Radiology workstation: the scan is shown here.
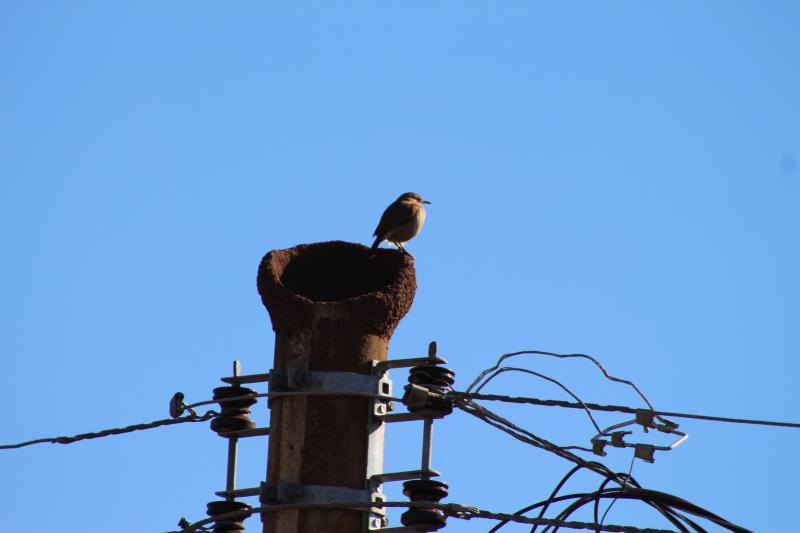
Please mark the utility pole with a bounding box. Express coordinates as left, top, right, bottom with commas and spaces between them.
257, 241, 417, 533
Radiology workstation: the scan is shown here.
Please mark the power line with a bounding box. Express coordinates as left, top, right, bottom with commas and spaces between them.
454, 398, 751, 532
473, 366, 604, 434
183, 390, 403, 412
489, 464, 585, 533
171, 499, 679, 533
467, 350, 662, 414
0, 348, 768, 533
454, 397, 622, 480
0, 389, 403, 452
452, 391, 800, 429
0, 411, 218, 450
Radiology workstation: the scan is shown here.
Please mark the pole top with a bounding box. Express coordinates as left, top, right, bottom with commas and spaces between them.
257, 240, 417, 338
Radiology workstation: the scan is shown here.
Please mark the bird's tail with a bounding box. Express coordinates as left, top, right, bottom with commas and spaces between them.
371, 235, 382, 252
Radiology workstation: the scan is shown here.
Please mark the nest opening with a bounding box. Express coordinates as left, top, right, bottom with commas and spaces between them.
279, 245, 399, 302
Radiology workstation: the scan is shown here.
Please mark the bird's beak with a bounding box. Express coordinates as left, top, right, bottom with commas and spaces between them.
422, 200, 432, 205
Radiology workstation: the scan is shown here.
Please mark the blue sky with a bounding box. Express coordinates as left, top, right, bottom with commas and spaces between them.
1, 2, 798, 532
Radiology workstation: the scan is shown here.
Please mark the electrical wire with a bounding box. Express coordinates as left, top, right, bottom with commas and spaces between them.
1, 390, 402, 451
0, 410, 218, 450
451, 391, 800, 429
467, 350, 679, 428
183, 390, 402, 411
171, 499, 679, 533
598, 456, 636, 530
454, 397, 625, 482
532, 465, 587, 533
473, 367, 603, 434
545, 489, 751, 533
455, 398, 750, 533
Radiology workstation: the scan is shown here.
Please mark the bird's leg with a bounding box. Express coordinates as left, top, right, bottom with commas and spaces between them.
397, 242, 409, 254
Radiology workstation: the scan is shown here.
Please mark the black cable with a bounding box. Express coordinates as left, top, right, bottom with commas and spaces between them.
467, 350, 673, 426
458, 399, 750, 533
474, 367, 603, 434
547, 489, 751, 533
175, 499, 679, 533
487, 489, 630, 533
595, 476, 623, 530
599, 456, 636, 528
455, 398, 623, 482
528, 465, 586, 533
0, 411, 218, 449
459, 398, 689, 530
453, 391, 800, 430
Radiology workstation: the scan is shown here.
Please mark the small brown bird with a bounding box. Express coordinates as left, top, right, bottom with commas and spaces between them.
371, 192, 431, 253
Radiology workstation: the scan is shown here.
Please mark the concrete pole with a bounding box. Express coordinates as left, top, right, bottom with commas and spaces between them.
257, 241, 417, 533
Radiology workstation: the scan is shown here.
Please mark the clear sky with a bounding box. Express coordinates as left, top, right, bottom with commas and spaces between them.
1, 2, 799, 532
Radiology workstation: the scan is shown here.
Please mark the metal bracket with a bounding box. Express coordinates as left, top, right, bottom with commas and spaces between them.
224, 427, 269, 438
219, 360, 271, 385
261, 481, 387, 527
370, 469, 441, 485
378, 410, 447, 423
274, 481, 379, 505
376, 341, 448, 371
591, 417, 688, 463
269, 368, 393, 400
215, 486, 260, 499
221, 372, 271, 385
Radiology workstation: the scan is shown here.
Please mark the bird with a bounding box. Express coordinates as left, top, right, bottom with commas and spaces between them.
371, 192, 431, 253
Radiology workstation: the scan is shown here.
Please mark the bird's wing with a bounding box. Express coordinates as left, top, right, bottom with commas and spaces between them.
373, 201, 417, 238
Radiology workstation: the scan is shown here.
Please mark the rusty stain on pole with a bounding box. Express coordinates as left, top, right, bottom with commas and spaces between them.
257, 240, 417, 533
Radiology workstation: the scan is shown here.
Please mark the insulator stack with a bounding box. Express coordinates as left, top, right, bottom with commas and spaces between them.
406, 365, 455, 415
210, 386, 257, 436
206, 500, 251, 533
400, 479, 449, 531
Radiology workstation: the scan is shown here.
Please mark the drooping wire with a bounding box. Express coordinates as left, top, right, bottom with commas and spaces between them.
531, 465, 587, 533
456, 398, 750, 532
172, 499, 679, 533
473, 367, 603, 434
466, 350, 670, 425
487, 464, 585, 533
543, 488, 751, 533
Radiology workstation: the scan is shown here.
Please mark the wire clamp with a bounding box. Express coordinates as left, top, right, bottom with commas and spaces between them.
592, 439, 608, 457
634, 443, 656, 463
635, 410, 655, 432
169, 392, 197, 418
610, 430, 631, 447
443, 502, 479, 518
